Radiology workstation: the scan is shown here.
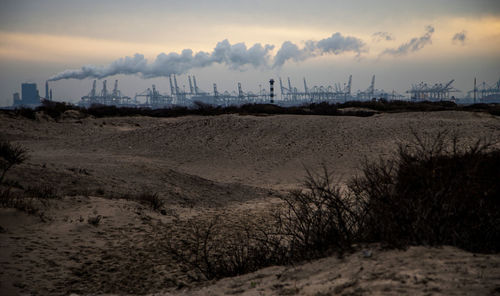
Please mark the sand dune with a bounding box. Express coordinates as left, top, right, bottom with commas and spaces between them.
0, 110, 499, 295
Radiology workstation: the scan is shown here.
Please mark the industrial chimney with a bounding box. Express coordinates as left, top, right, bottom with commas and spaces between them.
269, 79, 275, 103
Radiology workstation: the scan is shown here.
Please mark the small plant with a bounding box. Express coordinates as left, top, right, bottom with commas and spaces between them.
273, 166, 359, 260
164, 214, 286, 280
25, 184, 59, 206
87, 215, 102, 226
135, 192, 164, 211
351, 130, 500, 252
0, 139, 28, 184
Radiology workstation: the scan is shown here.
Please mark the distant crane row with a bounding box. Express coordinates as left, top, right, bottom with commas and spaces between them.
76, 75, 500, 108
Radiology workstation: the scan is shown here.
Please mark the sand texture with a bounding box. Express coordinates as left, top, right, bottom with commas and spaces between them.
0, 110, 499, 295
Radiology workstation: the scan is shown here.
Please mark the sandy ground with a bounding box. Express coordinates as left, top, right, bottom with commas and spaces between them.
0, 110, 499, 295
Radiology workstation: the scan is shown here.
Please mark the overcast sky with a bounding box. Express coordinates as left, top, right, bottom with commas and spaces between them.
1, 0, 499, 106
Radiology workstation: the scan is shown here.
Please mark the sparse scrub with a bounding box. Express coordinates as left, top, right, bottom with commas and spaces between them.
0, 188, 41, 216
351, 130, 500, 252
273, 167, 359, 260
164, 130, 499, 283
87, 215, 102, 226
3, 100, 499, 120
164, 168, 360, 280
25, 184, 59, 206
134, 192, 164, 211
164, 214, 287, 280
38, 100, 79, 120
0, 139, 28, 184
16, 107, 37, 120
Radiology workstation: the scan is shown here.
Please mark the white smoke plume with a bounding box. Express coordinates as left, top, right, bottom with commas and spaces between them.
273, 32, 367, 67
452, 31, 467, 45
49, 40, 275, 81
49, 33, 366, 81
381, 25, 434, 56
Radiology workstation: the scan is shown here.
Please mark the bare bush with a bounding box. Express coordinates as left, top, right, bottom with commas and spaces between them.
351, 130, 500, 252
0, 139, 28, 184
134, 192, 164, 211
273, 167, 359, 260
164, 214, 287, 280
164, 168, 361, 280
25, 184, 59, 206
159, 130, 500, 283
87, 215, 102, 226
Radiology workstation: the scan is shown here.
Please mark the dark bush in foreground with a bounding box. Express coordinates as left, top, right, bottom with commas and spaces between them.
0, 139, 28, 184
165, 215, 287, 280
6, 100, 499, 120
274, 167, 359, 260
351, 131, 500, 253
164, 169, 360, 280
134, 192, 164, 211
165, 131, 499, 282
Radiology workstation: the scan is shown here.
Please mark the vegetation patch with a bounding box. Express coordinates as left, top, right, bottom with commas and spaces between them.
162, 131, 499, 281
5, 99, 499, 120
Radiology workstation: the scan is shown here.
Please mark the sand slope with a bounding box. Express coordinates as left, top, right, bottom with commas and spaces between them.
0, 110, 499, 295
160, 245, 500, 296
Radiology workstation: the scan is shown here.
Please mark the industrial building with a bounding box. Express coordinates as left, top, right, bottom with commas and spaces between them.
13, 83, 40, 107
12, 81, 54, 107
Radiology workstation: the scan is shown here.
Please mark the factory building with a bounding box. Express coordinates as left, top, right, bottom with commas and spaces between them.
13, 83, 41, 107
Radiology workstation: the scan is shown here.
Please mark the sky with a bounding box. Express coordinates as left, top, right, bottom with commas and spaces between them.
1, 0, 499, 106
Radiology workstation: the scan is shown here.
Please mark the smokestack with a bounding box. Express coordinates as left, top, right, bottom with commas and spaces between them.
45, 81, 49, 100
269, 79, 275, 103
473, 77, 477, 104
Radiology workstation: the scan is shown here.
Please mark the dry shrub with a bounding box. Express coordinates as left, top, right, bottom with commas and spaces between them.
164, 214, 287, 281
134, 192, 164, 211
87, 215, 102, 226
165, 130, 499, 283
25, 184, 59, 206
164, 168, 360, 280
351, 130, 500, 253
273, 167, 359, 260
0, 139, 28, 184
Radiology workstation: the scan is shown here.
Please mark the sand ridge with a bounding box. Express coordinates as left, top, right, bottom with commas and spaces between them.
0, 110, 499, 295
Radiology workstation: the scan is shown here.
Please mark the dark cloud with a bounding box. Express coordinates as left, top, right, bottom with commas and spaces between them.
452, 31, 467, 45
372, 31, 394, 42
381, 25, 434, 56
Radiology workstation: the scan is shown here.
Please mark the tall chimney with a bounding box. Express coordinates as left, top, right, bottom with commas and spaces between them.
45, 81, 49, 99
269, 79, 275, 103
473, 77, 477, 104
